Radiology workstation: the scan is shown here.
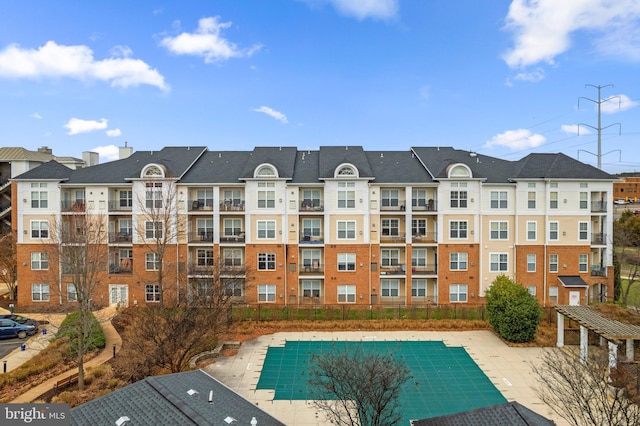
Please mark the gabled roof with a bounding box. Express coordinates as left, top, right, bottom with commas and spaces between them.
11, 160, 74, 181
318, 146, 374, 179
181, 151, 251, 184
0, 147, 56, 162
365, 150, 434, 183
70, 369, 285, 426
513, 153, 615, 180
291, 149, 321, 183
239, 147, 298, 179
410, 401, 555, 426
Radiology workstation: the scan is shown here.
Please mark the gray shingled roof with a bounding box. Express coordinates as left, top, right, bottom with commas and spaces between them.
11, 160, 74, 181
181, 151, 251, 184
318, 146, 374, 179
365, 150, 434, 183
239, 147, 298, 179
70, 369, 285, 426
410, 401, 555, 426
291, 149, 321, 183
513, 153, 615, 180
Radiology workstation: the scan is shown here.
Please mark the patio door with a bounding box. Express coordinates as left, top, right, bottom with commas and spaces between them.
109, 285, 129, 307
569, 291, 581, 306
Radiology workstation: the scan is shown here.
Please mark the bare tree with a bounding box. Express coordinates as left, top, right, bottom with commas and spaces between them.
0, 230, 18, 300
48, 206, 108, 390
308, 345, 411, 426
614, 211, 640, 305
532, 347, 640, 426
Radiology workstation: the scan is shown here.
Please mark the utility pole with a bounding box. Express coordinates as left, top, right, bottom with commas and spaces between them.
578, 84, 621, 170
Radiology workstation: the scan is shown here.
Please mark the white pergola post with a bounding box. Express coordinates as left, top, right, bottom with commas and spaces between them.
609, 341, 618, 369
580, 325, 588, 364
627, 339, 634, 361
557, 312, 564, 348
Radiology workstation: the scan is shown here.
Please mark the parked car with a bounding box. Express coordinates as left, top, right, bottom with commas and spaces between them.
614, 199, 627, 205
0, 314, 39, 329
0, 318, 37, 339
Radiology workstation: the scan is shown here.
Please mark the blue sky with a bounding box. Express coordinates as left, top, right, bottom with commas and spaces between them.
0, 0, 639, 174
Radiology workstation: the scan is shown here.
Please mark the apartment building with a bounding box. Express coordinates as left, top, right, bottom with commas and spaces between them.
12, 145, 615, 309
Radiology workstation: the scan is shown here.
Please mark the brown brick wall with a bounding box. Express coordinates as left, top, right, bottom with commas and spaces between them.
437, 243, 480, 304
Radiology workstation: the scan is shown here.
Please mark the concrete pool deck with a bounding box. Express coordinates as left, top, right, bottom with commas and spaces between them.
204, 330, 565, 425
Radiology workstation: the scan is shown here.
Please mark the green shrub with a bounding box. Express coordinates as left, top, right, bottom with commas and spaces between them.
485, 275, 542, 343
56, 311, 106, 355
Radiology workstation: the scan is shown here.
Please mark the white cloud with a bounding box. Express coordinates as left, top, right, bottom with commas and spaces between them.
160, 17, 262, 63
0, 41, 167, 90
106, 128, 122, 137
109, 45, 133, 58
600, 94, 639, 113
91, 144, 120, 162
503, 0, 640, 69
484, 128, 546, 150
561, 124, 590, 135
325, 0, 398, 20
30, 112, 42, 119
64, 117, 108, 135
253, 106, 288, 123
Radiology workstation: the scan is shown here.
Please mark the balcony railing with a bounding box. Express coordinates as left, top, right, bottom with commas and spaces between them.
189, 200, 215, 211
591, 265, 606, 277
300, 202, 323, 212
300, 235, 324, 244
299, 263, 324, 274
188, 231, 214, 243
220, 233, 245, 243
108, 201, 132, 212
591, 200, 607, 212
380, 232, 406, 243
412, 232, 437, 243
61, 201, 86, 212
591, 233, 607, 245
410, 264, 438, 274
380, 264, 407, 275
412, 199, 437, 211
109, 263, 133, 274
380, 202, 406, 211
108, 232, 132, 243
220, 201, 245, 212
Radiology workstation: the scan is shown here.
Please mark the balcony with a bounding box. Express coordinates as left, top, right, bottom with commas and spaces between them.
591, 233, 607, 245
108, 201, 132, 212
61, 200, 86, 212
591, 200, 607, 212
380, 264, 406, 275
108, 232, 132, 243
220, 232, 245, 243
300, 201, 324, 212
380, 201, 406, 212
299, 262, 324, 274
412, 232, 437, 243
300, 235, 324, 244
109, 262, 132, 275
380, 232, 406, 243
220, 200, 245, 212
412, 199, 437, 212
188, 231, 214, 243
410, 264, 438, 275
591, 265, 606, 277
189, 200, 214, 211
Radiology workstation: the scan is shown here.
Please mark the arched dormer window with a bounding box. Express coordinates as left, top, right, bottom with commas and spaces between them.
447, 164, 471, 179
335, 163, 358, 178
254, 164, 278, 178
141, 164, 166, 178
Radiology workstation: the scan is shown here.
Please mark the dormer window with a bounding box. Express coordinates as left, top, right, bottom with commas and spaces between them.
447, 164, 471, 179
255, 164, 278, 178
141, 164, 165, 178
335, 163, 358, 178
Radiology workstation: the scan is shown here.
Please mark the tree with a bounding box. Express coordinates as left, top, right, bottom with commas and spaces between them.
614, 251, 622, 303
532, 348, 640, 426
485, 274, 542, 343
307, 345, 411, 426
48, 207, 108, 391
0, 230, 18, 300
614, 211, 640, 305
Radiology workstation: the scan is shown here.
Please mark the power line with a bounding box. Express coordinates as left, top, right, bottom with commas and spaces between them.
578, 84, 622, 169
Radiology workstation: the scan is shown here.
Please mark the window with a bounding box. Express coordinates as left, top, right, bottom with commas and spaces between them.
549, 222, 559, 241
450, 252, 468, 271
119, 249, 133, 272
146, 252, 160, 271
490, 221, 508, 240
196, 218, 214, 240
256, 165, 276, 177
381, 218, 400, 236
381, 249, 400, 267
337, 221, 356, 239
527, 221, 536, 240
412, 249, 427, 268
381, 279, 400, 297
580, 192, 588, 209
119, 190, 132, 208
302, 219, 321, 238
223, 189, 243, 207
337, 182, 355, 208
450, 284, 468, 303
258, 253, 276, 270
301, 249, 322, 271
449, 221, 467, 239
224, 249, 243, 267
196, 189, 214, 208
412, 189, 427, 208
145, 221, 163, 239
527, 183, 536, 208
30, 183, 48, 208
579, 222, 588, 241
302, 189, 321, 208
527, 286, 536, 296
302, 280, 321, 298
31, 252, 49, 270
196, 249, 214, 267
257, 182, 275, 208
67, 283, 77, 302
30, 220, 49, 239
223, 218, 242, 237
579, 254, 588, 273
381, 189, 399, 207
257, 220, 276, 239
224, 281, 243, 297
549, 254, 558, 272
145, 182, 163, 209
31, 284, 50, 301
258, 284, 276, 302
338, 253, 356, 271
549, 286, 558, 303
490, 253, 508, 272
550, 191, 558, 209
145, 285, 161, 302
527, 254, 536, 272
337, 285, 356, 303
119, 219, 132, 238
412, 219, 426, 236
450, 183, 468, 208
337, 165, 355, 176
412, 279, 426, 297
490, 191, 508, 209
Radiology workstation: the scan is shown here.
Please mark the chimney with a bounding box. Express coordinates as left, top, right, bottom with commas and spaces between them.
82, 151, 99, 167
37, 146, 52, 155
119, 141, 133, 159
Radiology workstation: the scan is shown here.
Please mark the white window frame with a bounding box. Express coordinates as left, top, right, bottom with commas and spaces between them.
549, 221, 559, 241
580, 191, 588, 209
549, 286, 558, 303
30, 183, 48, 208
550, 191, 558, 209
302, 218, 322, 238
223, 218, 243, 237
302, 189, 321, 208
381, 218, 400, 236
449, 220, 468, 239
490, 191, 508, 209
449, 284, 468, 303
224, 280, 244, 297
257, 182, 275, 208
411, 279, 426, 297
145, 182, 163, 209
489, 253, 508, 272
549, 254, 558, 273
338, 253, 356, 271
31, 283, 50, 302
527, 254, 536, 272
450, 183, 468, 208
224, 248, 243, 267
30, 220, 49, 239
258, 252, 276, 270
381, 189, 399, 207
145, 221, 163, 239
412, 189, 427, 208
579, 254, 588, 273
412, 219, 426, 236
381, 279, 400, 297
450, 252, 468, 271
302, 249, 322, 270
337, 285, 356, 303
526, 221, 537, 241
67, 283, 77, 302
196, 189, 214, 208
146, 252, 160, 271
145, 284, 161, 303
381, 249, 400, 267
337, 182, 356, 208
412, 249, 427, 268
257, 220, 276, 239
119, 190, 133, 208
31, 252, 49, 270
490, 221, 508, 240
196, 248, 215, 267
578, 222, 588, 241
527, 189, 536, 209
302, 280, 321, 298
337, 221, 356, 240
527, 286, 537, 296
258, 284, 276, 302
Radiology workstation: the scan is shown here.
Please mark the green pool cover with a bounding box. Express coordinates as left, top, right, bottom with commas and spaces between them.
256, 340, 506, 423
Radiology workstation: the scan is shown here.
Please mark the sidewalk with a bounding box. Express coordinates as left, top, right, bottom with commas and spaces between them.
1, 306, 122, 403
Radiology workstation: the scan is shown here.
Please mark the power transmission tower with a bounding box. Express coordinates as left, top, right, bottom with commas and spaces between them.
577, 84, 621, 170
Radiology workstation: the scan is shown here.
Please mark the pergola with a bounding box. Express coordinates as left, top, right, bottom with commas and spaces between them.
555, 305, 640, 366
